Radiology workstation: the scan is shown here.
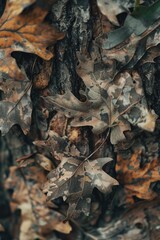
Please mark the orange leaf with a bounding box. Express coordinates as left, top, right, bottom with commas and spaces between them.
116, 149, 160, 201
0, 0, 64, 80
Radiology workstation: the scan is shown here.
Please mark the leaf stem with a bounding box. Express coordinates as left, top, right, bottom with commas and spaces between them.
85, 129, 110, 161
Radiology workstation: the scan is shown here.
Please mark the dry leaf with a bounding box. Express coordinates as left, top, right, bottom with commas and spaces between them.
44, 51, 157, 144
139, 45, 160, 65
102, 20, 160, 69
44, 156, 118, 218
97, 0, 135, 26
87, 199, 160, 240
0, 0, 64, 80
0, 79, 32, 135
35, 153, 54, 171
116, 149, 160, 201
5, 161, 71, 240
33, 59, 53, 89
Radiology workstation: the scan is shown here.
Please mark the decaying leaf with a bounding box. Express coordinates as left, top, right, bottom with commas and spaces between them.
101, 2, 160, 71
139, 44, 160, 65
97, 0, 135, 26
33, 59, 53, 89
34, 112, 89, 161
5, 161, 71, 239
116, 149, 160, 202
103, 1, 160, 50
86, 199, 160, 240
44, 52, 157, 144
102, 20, 160, 70
1, 125, 37, 162
0, 79, 32, 135
35, 153, 54, 171
44, 157, 118, 218
0, 0, 64, 80
1, 0, 160, 238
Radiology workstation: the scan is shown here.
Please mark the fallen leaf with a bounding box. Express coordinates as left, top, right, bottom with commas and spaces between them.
68, 128, 80, 143
86, 199, 160, 240
0, 78, 32, 135
103, 1, 160, 50
116, 149, 160, 201
139, 45, 160, 65
35, 153, 54, 171
0, 0, 64, 80
33, 59, 53, 89
44, 156, 118, 218
5, 161, 72, 239
44, 51, 157, 144
97, 0, 135, 26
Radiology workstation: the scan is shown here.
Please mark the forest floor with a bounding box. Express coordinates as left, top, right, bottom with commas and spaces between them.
1, 0, 160, 239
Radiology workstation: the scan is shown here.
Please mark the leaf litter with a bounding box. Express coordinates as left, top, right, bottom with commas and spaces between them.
43, 156, 118, 219
1, 0, 160, 239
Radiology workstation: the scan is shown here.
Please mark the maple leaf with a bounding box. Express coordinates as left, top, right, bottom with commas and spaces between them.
0, 0, 64, 80
0, 78, 32, 135
44, 52, 157, 144
43, 156, 118, 218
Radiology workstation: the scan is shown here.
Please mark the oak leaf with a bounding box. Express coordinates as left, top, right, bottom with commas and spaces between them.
43, 157, 118, 218
44, 54, 157, 144
0, 0, 64, 80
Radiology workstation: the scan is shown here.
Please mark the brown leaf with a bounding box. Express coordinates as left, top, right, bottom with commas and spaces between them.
110, 119, 131, 145
116, 149, 160, 201
0, 0, 64, 80
5, 161, 71, 239
33, 59, 53, 89
44, 156, 118, 218
35, 153, 54, 171
44, 52, 157, 144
